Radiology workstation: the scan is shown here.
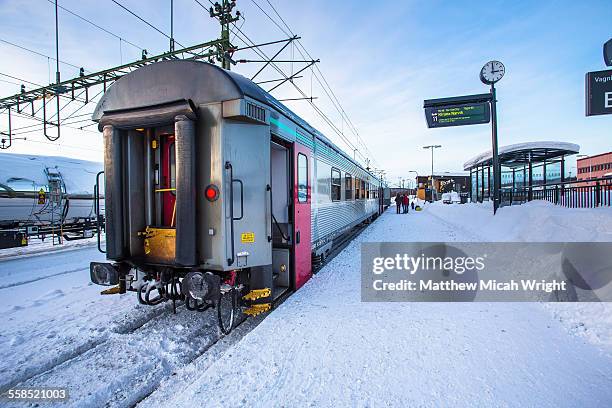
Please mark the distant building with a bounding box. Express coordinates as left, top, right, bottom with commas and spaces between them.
416, 172, 470, 201
577, 152, 612, 185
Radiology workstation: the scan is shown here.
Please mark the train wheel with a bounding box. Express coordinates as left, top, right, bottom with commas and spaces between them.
217, 287, 237, 335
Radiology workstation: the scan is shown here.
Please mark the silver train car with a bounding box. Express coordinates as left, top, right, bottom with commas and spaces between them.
89, 60, 385, 332
0, 154, 102, 230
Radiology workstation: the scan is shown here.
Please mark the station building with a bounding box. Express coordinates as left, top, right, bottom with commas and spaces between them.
463, 141, 580, 205
577, 151, 612, 185
416, 172, 470, 201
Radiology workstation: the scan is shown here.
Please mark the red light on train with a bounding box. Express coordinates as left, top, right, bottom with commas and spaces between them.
205, 185, 219, 201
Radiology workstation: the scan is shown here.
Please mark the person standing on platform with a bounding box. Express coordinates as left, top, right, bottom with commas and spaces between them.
403, 194, 409, 214
395, 194, 402, 214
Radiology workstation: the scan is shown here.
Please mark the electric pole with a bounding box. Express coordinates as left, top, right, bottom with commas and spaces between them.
209, 0, 240, 70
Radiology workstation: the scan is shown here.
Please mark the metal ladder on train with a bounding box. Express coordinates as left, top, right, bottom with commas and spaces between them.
44, 167, 67, 245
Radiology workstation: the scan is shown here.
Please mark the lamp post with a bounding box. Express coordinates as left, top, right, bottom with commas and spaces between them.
422, 145, 441, 188
407, 170, 419, 194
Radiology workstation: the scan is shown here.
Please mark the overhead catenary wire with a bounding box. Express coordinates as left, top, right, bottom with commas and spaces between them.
0, 38, 85, 71
110, 0, 185, 49
47, 0, 144, 52
255, 0, 379, 167
195, 0, 367, 162
2, 0, 188, 149
247, 0, 378, 167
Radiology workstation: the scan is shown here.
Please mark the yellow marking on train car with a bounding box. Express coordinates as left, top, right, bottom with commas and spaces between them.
243, 303, 271, 316
139, 226, 176, 261
151, 140, 158, 149
101, 286, 122, 295
241, 232, 255, 243
155, 188, 176, 192
242, 288, 271, 301
37, 188, 46, 204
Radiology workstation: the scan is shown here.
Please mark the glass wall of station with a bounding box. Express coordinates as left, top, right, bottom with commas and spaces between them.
469, 157, 566, 203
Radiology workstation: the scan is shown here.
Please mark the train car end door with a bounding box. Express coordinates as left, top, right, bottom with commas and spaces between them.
294, 144, 312, 289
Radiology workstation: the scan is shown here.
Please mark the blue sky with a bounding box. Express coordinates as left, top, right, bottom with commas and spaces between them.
0, 0, 610, 183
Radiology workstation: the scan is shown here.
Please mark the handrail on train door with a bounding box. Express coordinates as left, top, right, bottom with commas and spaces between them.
95, 171, 106, 253
267, 184, 290, 242
225, 161, 244, 266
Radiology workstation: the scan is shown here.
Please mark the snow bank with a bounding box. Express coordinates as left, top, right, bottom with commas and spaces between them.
426, 200, 612, 242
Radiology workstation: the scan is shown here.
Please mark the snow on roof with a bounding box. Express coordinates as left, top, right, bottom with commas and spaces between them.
0, 153, 102, 195
431, 171, 470, 178
463, 141, 580, 170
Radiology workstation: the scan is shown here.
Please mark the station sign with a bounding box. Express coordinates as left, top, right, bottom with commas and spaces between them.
425, 102, 491, 128
585, 69, 612, 116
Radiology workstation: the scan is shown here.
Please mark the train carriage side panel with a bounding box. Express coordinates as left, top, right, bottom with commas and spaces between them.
310, 138, 379, 255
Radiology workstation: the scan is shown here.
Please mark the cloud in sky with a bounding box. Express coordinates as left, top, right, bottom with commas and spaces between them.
0, 0, 610, 183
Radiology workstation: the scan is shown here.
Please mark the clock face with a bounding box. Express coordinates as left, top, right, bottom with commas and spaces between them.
480, 61, 505, 84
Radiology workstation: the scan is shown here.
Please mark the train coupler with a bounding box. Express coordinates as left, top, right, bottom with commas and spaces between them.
243, 303, 271, 317
242, 288, 271, 301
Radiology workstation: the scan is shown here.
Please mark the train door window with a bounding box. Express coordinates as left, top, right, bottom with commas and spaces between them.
361, 179, 366, 199
355, 177, 361, 199
297, 153, 308, 203
345, 174, 353, 200
331, 168, 341, 201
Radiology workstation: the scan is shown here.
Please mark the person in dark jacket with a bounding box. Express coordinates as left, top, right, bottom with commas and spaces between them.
403, 194, 409, 214
395, 194, 402, 214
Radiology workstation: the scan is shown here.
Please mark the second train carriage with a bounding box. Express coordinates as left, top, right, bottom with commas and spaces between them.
89, 60, 384, 332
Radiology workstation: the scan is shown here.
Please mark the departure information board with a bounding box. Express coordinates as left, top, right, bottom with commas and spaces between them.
425, 102, 490, 128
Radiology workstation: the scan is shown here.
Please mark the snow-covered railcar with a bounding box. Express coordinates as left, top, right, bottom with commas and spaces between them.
0, 154, 102, 229
89, 60, 383, 332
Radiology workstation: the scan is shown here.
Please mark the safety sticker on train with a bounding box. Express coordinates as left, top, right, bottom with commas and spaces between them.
241, 232, 255, 243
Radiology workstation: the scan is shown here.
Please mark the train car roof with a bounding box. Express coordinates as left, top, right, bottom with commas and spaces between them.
0, 153, 102, 195
93, 60, 380, 181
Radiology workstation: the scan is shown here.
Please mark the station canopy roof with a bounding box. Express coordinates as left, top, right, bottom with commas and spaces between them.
463, 141, 580, 170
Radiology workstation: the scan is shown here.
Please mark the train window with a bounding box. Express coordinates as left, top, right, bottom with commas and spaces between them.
345, 174, 353, 200
297, 153, 308, 203
331, 168, 341, 201
169, 142, 176, 195
361, 179, 366, 199
354, 177, 361, 199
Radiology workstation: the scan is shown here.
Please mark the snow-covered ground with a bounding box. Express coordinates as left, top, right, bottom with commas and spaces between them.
149, 201, 612, 407
0, 200, 611, 407
0, 242, 254, 407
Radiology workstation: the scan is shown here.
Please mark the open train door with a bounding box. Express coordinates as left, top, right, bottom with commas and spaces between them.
293, 143, 312, 289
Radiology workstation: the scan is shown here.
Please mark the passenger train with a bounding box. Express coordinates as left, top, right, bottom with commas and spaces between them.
89, 60, 388, 333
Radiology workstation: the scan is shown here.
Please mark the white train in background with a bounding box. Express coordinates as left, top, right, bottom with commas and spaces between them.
0, 153, 103, 236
